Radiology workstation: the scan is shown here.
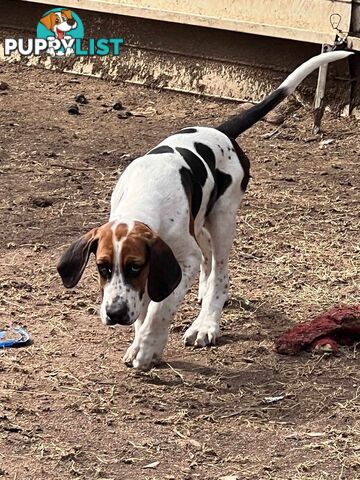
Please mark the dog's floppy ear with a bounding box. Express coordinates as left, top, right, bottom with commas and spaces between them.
40, 12, 57, 31
61, 9, 73, 20
147, 236, 182, 302
57, 229, 98, 288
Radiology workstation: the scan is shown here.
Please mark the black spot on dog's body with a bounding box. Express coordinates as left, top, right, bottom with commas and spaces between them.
205, 186, 217, 216
215, 169, 232, 200
173, 128, 198, 135
194, 142, 216, 177
230, 138, 250, 192
148, 145, 174, 155
176, 147, 208, 186
174, 142, 233, 217
179, 167, 203, 221
206, 169, 233, 216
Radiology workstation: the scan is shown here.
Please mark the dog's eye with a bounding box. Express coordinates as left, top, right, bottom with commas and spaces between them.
55, 17, 60, 24
97, 263, 112, 280
126, 264, 142, 277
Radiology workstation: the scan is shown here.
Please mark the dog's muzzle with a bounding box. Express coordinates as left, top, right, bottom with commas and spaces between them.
105, 302, 131, 325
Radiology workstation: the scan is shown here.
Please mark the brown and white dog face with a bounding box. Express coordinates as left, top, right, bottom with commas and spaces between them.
40, 10, 77, 40
57, 221, 182, 326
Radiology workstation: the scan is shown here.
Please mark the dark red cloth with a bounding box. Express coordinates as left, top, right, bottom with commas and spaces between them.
275, 306, 360, 355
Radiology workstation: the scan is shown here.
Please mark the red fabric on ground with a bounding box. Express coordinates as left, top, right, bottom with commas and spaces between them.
275, 306, 360, 355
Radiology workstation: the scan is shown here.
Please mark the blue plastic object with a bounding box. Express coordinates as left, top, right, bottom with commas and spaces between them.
0, 327, 31, 348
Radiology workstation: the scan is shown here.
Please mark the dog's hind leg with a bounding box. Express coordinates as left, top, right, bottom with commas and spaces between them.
197, 227, 212, 304
184, 191, 243, 347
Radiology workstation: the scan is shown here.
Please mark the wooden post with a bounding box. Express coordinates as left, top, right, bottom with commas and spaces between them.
313, 44, 331, 134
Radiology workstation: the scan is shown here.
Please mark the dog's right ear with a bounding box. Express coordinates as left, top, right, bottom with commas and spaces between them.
57, 229, 98, 288
40, 12, 56, 31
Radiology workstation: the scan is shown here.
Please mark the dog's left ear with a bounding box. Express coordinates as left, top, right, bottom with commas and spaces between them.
62, 9, 73, 20
40, 12, 56, 31
147, 236, 182, 302
57, 229, 98, 288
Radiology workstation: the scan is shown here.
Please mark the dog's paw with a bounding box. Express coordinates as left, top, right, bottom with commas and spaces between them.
123, 343, 140, 367
123, 339, 164, 371
183, 320, 219, 347
132, 347, 163, 371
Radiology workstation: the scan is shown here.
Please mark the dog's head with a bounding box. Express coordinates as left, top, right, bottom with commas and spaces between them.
57, 221, 182, 326
40, 10, 77, 39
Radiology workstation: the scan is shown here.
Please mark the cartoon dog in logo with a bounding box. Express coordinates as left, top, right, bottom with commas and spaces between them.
40, 10, 77, 56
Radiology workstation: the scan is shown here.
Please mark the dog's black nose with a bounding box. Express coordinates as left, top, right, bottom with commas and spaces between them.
67, 18, 76, 26
106, 303, 130, 325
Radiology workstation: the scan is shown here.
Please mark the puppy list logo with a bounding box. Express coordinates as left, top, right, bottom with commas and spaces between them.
4, 8, 123, 57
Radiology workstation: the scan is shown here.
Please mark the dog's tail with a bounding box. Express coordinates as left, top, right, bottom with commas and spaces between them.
217, 51, 353, 139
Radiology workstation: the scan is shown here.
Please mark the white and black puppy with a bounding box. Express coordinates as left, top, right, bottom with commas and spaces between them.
58, 51, 352, 370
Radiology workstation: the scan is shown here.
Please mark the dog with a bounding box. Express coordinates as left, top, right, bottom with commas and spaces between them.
58, 51, 352, 371
40, 10, 77, 56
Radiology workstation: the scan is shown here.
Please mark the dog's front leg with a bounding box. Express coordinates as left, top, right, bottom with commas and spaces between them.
127, 246, 201, 371
123, 296, 150, 366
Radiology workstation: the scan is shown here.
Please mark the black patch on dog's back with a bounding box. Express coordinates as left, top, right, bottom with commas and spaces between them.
179, 167, 203, 224
148, 145, 174, 155
230, 138, 250, 192
206, 169, 233, 216
176, 147, 207, 186
205, 185, 218, 216
215, 169, 232, 198
173, 128, 198, 135
194, 142, 216, 176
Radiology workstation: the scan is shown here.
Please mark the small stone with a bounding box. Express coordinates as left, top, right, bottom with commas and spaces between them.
264, 111, 285, 125
112, 101, 124, 110
280, 176, 296, 183
31, 197, 53, 208
75, 93, 88, 104
68, 104, 80, 115
0, 81, 9, 91
117, 111, 132, 119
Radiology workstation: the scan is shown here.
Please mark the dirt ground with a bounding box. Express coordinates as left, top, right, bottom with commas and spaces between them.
0, 61, 359, 480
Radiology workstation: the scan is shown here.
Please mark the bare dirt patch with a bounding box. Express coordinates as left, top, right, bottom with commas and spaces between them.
0, 62, 359, 480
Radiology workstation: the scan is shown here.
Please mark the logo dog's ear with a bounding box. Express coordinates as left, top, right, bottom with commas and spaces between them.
40, 12, 56, 31
147, 236, 182, 302
57, 229, 98, 288
61, 9, 73, 20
